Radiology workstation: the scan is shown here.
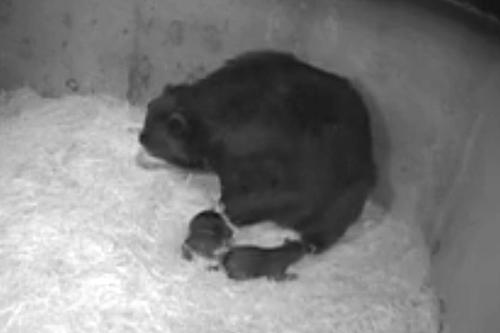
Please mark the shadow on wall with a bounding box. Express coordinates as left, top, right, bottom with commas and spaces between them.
0, 0, 14, 27
355, 82, 394, 210
127, 53, 153, 105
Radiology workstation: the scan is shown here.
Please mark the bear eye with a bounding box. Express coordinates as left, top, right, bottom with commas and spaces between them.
166, 113, 187, 136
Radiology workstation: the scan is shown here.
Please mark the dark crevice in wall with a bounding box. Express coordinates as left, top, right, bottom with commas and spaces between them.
391, 0, 500, 36
455, 0, 500, 20
127, 2, 153, 105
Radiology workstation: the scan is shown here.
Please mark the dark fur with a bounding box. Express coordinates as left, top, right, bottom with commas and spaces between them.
139, 50, 376, 277
221, 239, 309, 281
182, 210, 233, 260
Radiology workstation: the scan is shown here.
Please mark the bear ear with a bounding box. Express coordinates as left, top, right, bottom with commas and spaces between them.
166, 112, 189, 137
163, 83, 189, 96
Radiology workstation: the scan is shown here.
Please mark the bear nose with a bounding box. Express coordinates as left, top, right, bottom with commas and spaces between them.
139, 132, 148, 145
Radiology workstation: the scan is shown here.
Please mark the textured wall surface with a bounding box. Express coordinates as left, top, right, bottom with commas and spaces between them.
433, 70, 500, 333
1, 0, 500, 332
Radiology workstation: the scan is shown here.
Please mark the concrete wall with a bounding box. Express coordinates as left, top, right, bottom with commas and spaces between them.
433, 70, 500, 333
1, 0, 500, 331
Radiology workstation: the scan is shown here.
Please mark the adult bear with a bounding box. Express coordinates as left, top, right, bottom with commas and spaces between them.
139, 50, 376, 275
